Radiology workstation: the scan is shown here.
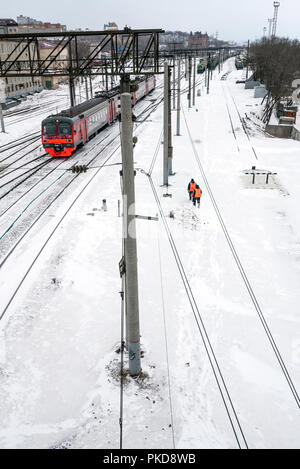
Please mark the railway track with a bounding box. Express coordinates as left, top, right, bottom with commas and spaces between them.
181, 103, 300, 410
0, 132, 41, 154
0, 84, 166, 266
222, 84, 258, 161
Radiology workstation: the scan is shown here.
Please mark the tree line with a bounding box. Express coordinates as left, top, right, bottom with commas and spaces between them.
248, 37, 300, 123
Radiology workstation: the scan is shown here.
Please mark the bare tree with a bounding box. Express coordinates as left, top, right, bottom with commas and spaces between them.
248, 38, 300, 123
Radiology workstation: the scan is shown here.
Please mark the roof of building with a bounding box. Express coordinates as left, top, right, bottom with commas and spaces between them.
0, 19, 18, 26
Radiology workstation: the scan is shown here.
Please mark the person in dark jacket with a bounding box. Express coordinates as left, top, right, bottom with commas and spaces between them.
187, 179, 196, 200
193, 185, 202, 207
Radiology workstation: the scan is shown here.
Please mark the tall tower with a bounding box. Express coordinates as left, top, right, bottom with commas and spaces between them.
271, 2, 280, 38
268, 18, 273, 38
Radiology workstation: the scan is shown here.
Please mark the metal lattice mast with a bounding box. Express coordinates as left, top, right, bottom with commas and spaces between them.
271, 2, 280, 38
268, 18, 273, 38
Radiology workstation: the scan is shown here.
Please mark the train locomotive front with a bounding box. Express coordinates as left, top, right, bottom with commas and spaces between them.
42, 116, 75, 157
41, 94, 116, 157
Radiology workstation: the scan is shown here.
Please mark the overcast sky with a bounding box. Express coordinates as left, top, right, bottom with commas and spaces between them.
2, 0, 299, 43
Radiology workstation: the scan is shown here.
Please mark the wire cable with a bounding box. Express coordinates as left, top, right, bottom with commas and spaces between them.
157, 224, 176, 449
181, 104, 300, 409
144, 173, 248, 449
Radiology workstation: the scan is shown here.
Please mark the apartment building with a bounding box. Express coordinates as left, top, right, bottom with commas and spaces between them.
0, 36, 42, 97
0, 18, 69, 98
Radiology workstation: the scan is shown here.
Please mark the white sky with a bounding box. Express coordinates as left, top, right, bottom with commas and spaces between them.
1, 0, 299, 43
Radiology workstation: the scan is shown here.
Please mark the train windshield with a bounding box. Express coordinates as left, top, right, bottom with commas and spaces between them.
44, 122, 57, 135
58, 122, 72, 135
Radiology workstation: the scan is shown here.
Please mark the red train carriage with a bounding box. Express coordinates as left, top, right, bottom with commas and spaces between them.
42, 76, 156, 157
42, 92, 118, 157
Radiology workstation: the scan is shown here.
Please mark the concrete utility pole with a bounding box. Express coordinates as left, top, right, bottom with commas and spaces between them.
168, 65, 173, 176
246, 40, 250, 80
163, 63, 173, 182
89, 74, 93, 98
163, 63, 169, 186
85, 76, 89, 100
68, 42, 75, 107
172, 56, 176, 110
207, 53, 211, 94
0, 104, 5, 133
105, 60, 109, 91
192, 55, 196, 106
120, 91, 141, 377
188, 56, 192, 108
176, 58, 181, 136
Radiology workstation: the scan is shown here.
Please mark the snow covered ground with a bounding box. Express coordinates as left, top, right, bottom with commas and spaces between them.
0, 58, 299, 449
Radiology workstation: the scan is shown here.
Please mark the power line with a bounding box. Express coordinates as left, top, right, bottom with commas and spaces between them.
157, 226, 176, 449
144, 173, 248, 449
181, 105, 300, 409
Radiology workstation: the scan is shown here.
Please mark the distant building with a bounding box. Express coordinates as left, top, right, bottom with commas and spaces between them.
39, 40, 69, 89
18, 23, 67, 33
188, 31, 209, 48
104, 22, 118, 31
0, 37, 42, 97
0, 19, 18, 34
17, 15, 42, 25
17, 16, 67, 33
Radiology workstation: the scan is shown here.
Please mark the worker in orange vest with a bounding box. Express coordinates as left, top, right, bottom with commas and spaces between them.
193, 185, 202, 207
187, 179, 196, 200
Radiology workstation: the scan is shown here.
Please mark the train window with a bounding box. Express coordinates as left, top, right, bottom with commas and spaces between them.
58, 123, 72, 135
44, 123, 57, 135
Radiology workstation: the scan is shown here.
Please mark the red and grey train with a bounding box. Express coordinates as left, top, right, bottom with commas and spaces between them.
42, 76, 156, 157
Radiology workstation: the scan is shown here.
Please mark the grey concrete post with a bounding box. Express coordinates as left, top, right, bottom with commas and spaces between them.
163, 63, 169, 186
85, 76, 89, 101
168, 65, 173, 175
69, 76, 75, 107
188, 56, 192, 108
207, 54, 211, 94
172, 56, 176, 110
176, 58, 181, 136
193, 56, 196, 106
0, 104, 5, 133
89, 74, 93, 98
121, 92, 141, 377
105, 60, 108, 91
246, 40, 250, 80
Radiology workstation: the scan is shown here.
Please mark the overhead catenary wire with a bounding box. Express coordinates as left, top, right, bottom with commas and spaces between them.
149, 127, 164, 176
181, 104, 300, 409
144, 172, 248, 449
157, 224, 176, 449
